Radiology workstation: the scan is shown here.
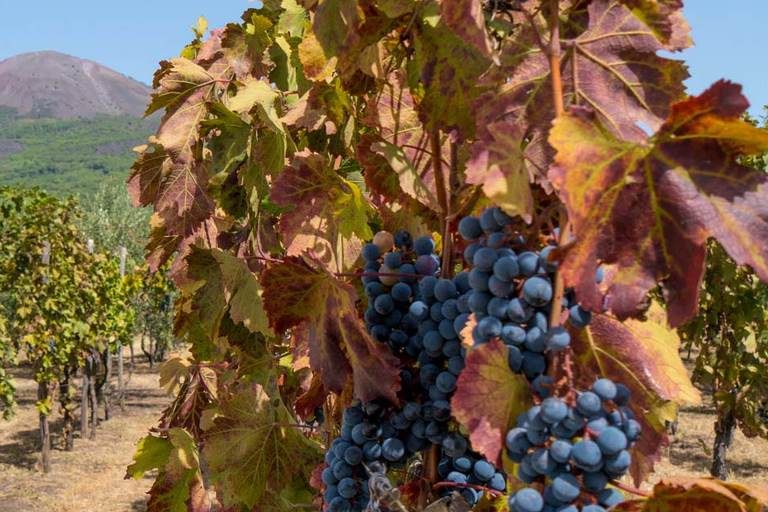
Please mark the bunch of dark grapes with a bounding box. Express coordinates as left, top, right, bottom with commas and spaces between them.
362, 230, 441, 353
458, 208, 594, 380
322, 400, 420, 511
437, 431, 507, 506
505, 379, 641, 512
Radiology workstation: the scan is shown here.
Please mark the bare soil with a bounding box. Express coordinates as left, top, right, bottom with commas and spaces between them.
0, 353, 766, 510
0, 356, 168, 511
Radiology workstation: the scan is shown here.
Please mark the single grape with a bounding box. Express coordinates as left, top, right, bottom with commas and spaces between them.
592, 378, 618, 401
415, 254, 439, 275
551, 473, 580, 502
598, 488, 624, 507
372, 230, 394, 252
473, 247, 498, 271
532, 375, 553, 397
473, 460, 495, 481
507, 298, 534, 323
414, 236, 436, 256
337, 477, 358, 499
540, 397, 568, 424
510, 488, 544, 512
344, 445, 363, 465
522, 276, 553, 307
539, 245, 558, 272
394, 230, 413, 248
488, 275, 515, 297
596, 427, 628, 455
549, 439, 572, 463
459, 216, 483, 240
571, 440, 602, 469
493, 255, 520, 281
576, 391, 603, 417
362, 243, 381, 262
469, 268, 491, 292
434, 279, 458, 301
480, 208, 502, 233
583, 470, 608, 493
518, 252, 540, 276
374, 294, 395, 315
436, 371, 457, 393
478, 316, 503, 338
568, 304, 592, 328
382, 438, 405, 461
391, 282, 412, 302
545, 327, 571, 352
614, 383, 631, 406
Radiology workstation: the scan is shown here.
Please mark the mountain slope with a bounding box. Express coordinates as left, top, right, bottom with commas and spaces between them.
0, 51, 151, 119
0, 109, 155, 196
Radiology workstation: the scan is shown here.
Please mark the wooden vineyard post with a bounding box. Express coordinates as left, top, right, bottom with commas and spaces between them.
117, 247, 126, 412
39, 242, 52, 473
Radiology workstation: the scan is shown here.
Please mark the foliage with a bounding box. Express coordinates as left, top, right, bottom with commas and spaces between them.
131, 261, 181, 366
0, 113, 156, 197
77, 180, 152, 269
0, 186, 135, 416
125, 2, 768, 511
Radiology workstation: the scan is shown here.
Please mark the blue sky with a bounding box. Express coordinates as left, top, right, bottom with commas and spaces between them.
0, 1, 766, 115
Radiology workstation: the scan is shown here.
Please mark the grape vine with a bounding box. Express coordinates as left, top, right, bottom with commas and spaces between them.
124, 1, 768, 511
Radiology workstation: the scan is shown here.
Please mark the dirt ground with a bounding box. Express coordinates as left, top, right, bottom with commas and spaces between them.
0, 354, 766, 511
0, 357, 167, 512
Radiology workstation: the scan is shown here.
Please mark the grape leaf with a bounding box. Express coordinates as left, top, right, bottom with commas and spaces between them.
148, 58, 227, 165
298, 28, 337, 81
618, 0, 692, 51
203, 383, 321, 509
476, 0, 687, 173
549, 81, 768, 326
465, 120, 533, 222
441, 0, 494, 58
184, 247, 272, 337
158, 364, 218, 440
563, 304, 701, 485
221, 17, 273, 81
270, 150, 370, 272
451, 339, 532, 467
261, 255, 401, 403
413, 21, 490, 139
126, 429, 209, 512
614, 477, 768, 512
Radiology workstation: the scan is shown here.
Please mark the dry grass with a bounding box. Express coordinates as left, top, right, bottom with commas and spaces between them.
1, 352, 766, 511
0, 358, 168, 511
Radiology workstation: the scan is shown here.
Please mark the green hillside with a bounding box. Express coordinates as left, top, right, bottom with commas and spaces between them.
0, 107, 155, 196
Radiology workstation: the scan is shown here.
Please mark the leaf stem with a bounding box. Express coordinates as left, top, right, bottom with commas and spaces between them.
610, 479, 652, 497
548, 0, 565, 118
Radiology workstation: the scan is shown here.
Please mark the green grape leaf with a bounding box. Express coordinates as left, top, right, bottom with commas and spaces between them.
126, 434, 173, 480
261, 255, 401, 403
613, 477, 768, 511
549, 81, 768, 326
413, 21, 489, 139
618, 0, 692, 51
564, 305, 701, 485
451, 339, 532, 467
202, 383, 320, 509
184, 247, 272, 337
270, 150, 369, 272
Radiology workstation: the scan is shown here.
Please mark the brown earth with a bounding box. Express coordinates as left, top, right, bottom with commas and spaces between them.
0, 354, 766, 511
0, 356, 167, 511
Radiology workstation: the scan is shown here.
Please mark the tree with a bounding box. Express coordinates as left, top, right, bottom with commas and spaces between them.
125, 3, 768, 511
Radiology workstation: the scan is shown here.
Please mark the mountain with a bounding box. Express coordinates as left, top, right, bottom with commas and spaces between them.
0, 51, 151, 119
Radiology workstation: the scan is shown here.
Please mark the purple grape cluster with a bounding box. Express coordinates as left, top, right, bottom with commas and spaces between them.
506, 378, 641, 512
458, 208, 595, 380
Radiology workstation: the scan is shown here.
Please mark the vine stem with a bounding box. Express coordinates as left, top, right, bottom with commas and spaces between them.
431, 130, 453, 280
546, 0, 570, 332
432, 481, 506, 497
610, 479, 652, 497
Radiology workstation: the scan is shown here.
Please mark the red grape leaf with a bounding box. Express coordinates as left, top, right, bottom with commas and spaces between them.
158, 364, 218, 440
451, 339, 532, 467
564, 304, 700, 485
271, 150, 372, 272
261, 255, 401, 403
441, 0, 494, 58
476, 0, 687, 174
221, 19, 272, 81
295, 374, 326, 420
203, 383, 320, 509
549, 81, 768, 326
613, 477, 768, 512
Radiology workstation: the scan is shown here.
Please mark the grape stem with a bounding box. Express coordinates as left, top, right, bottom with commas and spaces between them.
610, 479, 652, 497
432, 481, 506, 497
